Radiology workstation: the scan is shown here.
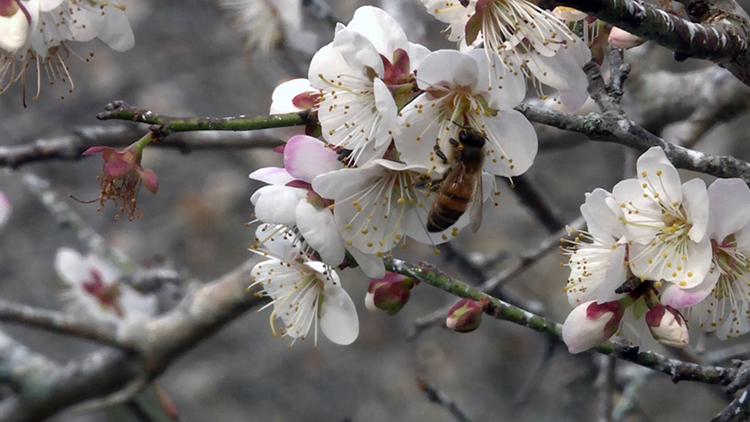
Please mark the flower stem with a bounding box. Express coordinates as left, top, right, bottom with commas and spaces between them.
384, 258, 736, 385
97, 101, 311, 136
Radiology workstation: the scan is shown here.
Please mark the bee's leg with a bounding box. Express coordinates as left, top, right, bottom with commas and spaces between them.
448, 138, 459, 147
433, 144, 448, 164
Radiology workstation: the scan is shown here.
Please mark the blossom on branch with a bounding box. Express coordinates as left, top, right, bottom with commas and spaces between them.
309, 6, 428, 166
55, 248, 157, 325
420, 0, 591, 110
0, 0, 134, 103
249, 227, 359, 347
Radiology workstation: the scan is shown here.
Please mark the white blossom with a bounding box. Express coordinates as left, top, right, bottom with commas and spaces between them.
54, 248, 157, 325
220, 0, 318, 55
309, 6, 428, 166
612, 147, 712, 290
1, 0, 133, 101
249, 228, 359, 346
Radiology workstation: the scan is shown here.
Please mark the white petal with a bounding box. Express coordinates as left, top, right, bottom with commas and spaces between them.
682, 178, 709, 242
611, 178, 661, 243
249, 167, 294, 186
661, 269, 719, 309
93, 6, 134, 51
596, 245, 628, 303
479, 109, 538, 177
416, 50, 478, 91
392, 94, 445, 171
469, 49, 527, 110
332, 26, 383, 76
707, 178, 750, 242
313, 165, 386, 201
347, 6, 409, 59
408, 42, 431, 71
346, 246, 386, 278
296, 201, 345, 266
55, 248, 87, 284
637, 147, 682, 209
0, 10, 30, 53
581, 188, 624, 240
320, 275, 359, 345
251, 186, 306, 225
284, 135, 342, 183
270, 78, 315, 114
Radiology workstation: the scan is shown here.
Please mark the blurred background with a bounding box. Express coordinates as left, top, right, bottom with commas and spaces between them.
0, 0, 746, 420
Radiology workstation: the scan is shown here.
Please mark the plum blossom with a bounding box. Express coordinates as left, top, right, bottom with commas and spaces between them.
249, 227, 359, 346
1, 0, 134, 102
221, 0, 318, 55
662, 179, 750, 339
250, 134, 345, 266
420, 0, 591, 110
396, 49, 536, 178
563, 188, 628, 306
613, 147, 711, 291
312, 157, 494, 278
269, 78, 320, 139
309, 6, 428, 166
55, 248, 157, 325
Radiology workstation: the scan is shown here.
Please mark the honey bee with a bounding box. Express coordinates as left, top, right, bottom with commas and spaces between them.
426, 127, 486, 233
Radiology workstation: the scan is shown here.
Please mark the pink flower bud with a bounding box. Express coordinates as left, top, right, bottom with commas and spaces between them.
562, 300, 624, 354
0, 0, 31, 53
608, 27, 645, 49
645, 304, 689, 348
446, 298, 490, 333
365, 272, 418, 316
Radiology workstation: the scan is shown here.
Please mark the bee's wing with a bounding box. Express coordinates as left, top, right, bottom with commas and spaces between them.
468, 171, 484, 233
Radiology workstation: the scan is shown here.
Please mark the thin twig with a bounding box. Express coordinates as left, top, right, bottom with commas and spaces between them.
410, 218, 583, 338
503, 174, 566, 233
612, 369, 655, 422
417, 378, 474, 422
712, 389, 750, 422
514, 339, 557, 403
596, 355, 616, 422
387, 258, 736, 385
0, 299, 132, 351
16, 171, 135, 273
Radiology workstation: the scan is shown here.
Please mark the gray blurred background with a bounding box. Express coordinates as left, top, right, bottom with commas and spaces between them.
0, 0, 745, 421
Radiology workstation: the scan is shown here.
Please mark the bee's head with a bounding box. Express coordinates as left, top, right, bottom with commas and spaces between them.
458, 128, 486, 148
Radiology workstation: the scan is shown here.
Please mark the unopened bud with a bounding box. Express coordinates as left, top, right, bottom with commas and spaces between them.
608, 27, 645, 49
446, 298, 490, 333
365, 272, 418, 316
562, 300, 625, 354
0, 0, 31, 53
645, 304, 689, 347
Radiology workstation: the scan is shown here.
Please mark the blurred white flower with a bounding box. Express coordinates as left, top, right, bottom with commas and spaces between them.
309, 6, 428, 166
221, 0, 318, 55
249, 228, 359, 346
1, 0, 134, 102
54, 248, 157, 325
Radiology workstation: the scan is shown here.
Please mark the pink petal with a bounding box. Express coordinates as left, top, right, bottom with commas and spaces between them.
661, 270, 719, 309
82, 146, 110, 156
104, 160, 132, 179
137, 167, 159, 194
284, 135, 342, 183
249, 167, 294, 186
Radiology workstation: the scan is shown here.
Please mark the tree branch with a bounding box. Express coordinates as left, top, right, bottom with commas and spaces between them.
556, 0, 750, 86
0, 299, 130, 351
417, 378, 474, 422
0, 260, 263, 421
96, 101, 311, 136
386, 258, 736, 385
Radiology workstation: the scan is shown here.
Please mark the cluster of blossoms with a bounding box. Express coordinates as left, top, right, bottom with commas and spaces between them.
0, 0, 134, 103
562, 146, 750, 353
248, 4, 592, 346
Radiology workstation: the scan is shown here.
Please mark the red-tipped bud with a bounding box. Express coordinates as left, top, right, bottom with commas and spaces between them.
446, 298, 490, 333
645, 304, 689, 348
365, 272, 418, 316
0, 0, 31, 53
562, 300, 625, 354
